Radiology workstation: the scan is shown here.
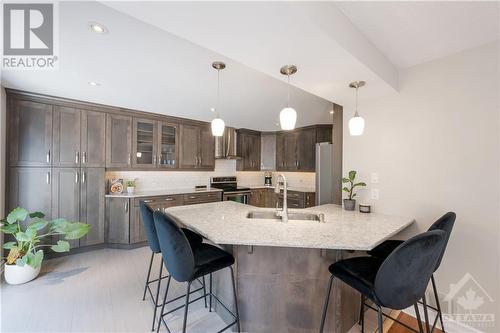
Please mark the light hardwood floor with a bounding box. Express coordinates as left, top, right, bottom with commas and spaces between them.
1, 247, 226, 333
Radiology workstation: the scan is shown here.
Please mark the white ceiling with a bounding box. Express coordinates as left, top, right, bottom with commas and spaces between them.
335, 1, 500, 69
1, 1, 333, 131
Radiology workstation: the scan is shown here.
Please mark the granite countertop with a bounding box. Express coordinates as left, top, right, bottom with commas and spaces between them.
244, 185, 316, 193
166, 201, 414, 251
105, 188, 222, 198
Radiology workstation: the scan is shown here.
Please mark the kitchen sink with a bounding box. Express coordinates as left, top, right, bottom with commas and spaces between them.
246, 211, 321, 221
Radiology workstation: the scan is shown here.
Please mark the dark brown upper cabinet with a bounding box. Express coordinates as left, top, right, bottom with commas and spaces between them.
81, 110, 106, 167
106, 114, 133, 168
237, 129, 261, 171
8, 99, 53, 167
132, 117, 158, 169
276, 125, 332, 172
179, 123, 215, 170
52, 107, 81, 167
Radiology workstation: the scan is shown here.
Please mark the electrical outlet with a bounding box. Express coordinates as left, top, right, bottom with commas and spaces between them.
371, 189, 379, 200
371, 172, 379, 184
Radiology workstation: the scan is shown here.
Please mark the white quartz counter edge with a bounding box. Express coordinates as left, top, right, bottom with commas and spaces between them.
244, 185, 316, 193
105, 188, 222, 198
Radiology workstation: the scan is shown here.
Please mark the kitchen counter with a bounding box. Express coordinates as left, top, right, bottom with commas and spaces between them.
244, 184, 316, 193
104, 188, 222, 198
166, 201, 413, 251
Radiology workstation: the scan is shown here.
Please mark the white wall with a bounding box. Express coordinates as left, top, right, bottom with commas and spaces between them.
0, 86, 6, 254
344, 42, 499, 330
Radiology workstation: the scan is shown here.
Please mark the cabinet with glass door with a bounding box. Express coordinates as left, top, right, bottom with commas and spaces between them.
158, 122, 178, 168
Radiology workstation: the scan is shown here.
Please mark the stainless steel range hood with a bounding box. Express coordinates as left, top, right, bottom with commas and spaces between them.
215, 127, 241, 159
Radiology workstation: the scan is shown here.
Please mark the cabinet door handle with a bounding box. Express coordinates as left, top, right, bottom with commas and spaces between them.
188, 195, 197, 199
46, 171, 50, 184
143, 199, 153, 203
82, 171, 86, 184
124, 200, 129, 213
75, 171, 79, 184
82, 151, 87, 164
46, 150, 51, 164
128, 154, 131, 165
75, 151, 80, 164
158, 154, 161, 165
153, 155, 156, 165
165, 198, 174, 201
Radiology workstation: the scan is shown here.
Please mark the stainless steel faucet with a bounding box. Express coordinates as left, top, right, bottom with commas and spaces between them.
275, 173, 288, 223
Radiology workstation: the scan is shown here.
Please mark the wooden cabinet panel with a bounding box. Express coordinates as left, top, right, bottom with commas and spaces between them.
179, 124, 199, 169
316, 125, 332, 144
237, 130, 261, 171
132, 117, 158, 168
51, 168, 81, 248
183, 192, 221, 205
199, 125, 215, 170
106, 114, 132, 168
297, 128, 316, 171
7, 167, 52, 218
260, 133, 276, 171
80, 168, 105, 246
53, 107, 81, 167
106, 198, 130, 244
8, 99, 52, 167
283, 132, 298, 171
158, 122, 179, 169
81, 110, 106, 167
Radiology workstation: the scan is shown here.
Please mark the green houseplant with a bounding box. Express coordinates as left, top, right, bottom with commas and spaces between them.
342, 170, 366, 211
1, 207, 90, 284
126, 179, 136, 194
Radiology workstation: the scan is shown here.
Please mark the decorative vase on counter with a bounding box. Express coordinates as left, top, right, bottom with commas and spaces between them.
127, 187, 135, 194
343, 199, 356, 211
4, 263, 41, 285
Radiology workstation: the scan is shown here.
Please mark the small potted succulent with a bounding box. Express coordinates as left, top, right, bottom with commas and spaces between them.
1, 207, 90, 285
126, 179, 137, 194
342, 170, 366, 211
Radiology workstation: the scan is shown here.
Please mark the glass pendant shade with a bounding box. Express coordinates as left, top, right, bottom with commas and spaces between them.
211, 117, 225, 136
280, 107, 297, 130
348, 115, 365, 136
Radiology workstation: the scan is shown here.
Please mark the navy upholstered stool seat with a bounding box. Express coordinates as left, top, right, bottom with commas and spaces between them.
367, 212, 455, 332
139, 202, 207, 331
153, 210, 240, 333
320, 230, 447, 333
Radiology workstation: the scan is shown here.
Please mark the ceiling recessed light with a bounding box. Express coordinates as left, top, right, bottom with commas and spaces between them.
89, 22, 108, 34
88, 81, 100, 86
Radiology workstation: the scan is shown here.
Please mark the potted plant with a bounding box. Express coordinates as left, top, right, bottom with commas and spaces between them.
342, 170, 366, 211
126, 179, 136, 194
1, 207, 90, 285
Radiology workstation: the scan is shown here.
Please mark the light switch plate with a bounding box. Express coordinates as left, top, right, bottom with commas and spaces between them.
371, 189, 379, 200
371, 172, 379, 184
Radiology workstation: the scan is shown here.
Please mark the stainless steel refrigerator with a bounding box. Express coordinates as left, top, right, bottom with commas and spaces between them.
315, 142, 333, 205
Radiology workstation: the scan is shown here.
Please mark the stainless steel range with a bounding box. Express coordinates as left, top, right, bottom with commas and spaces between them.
210, 177, 251, 204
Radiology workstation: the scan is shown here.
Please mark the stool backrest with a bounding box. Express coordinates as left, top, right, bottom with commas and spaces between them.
428, 212, 455, 271
374, 230, 446, 309
153, 211, 195, 282
139, 202, 161, 253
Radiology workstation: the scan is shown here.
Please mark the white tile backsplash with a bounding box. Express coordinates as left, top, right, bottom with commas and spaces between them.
106, 159, 315, 192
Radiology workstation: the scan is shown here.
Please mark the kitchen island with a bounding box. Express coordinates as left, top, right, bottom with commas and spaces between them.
166, 201, 414, 333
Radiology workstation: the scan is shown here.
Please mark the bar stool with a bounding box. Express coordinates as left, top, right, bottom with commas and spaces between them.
139, 202, 207, 331
153, 210, 240, 333
367, 212, 455, 332
319, 230, 446, 333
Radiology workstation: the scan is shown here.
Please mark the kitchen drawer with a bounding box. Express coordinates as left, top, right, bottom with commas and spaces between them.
183, 192, 221, 205
134, 195, 184, 207
278, 197, 305, 209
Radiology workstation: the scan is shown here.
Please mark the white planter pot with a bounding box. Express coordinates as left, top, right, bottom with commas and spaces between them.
127, 187, 135, 194
4, 263, 41, 285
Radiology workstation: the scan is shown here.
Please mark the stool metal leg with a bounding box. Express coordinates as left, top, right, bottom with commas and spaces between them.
209, 273, 213, 312
230, 266, 241, 333
143, 252, 155, 301
414, 303, 425, 333
319, 275, 334, 333
360, 296, 365, 333
182, 282, 192, 333
151, 260, 163, 331
157, 276, 171, 333
422, 295, 431, 333
358, 294, 364, 325
377, 305, 383, 333
202, 275, 207, 308
431, 275, 445, 332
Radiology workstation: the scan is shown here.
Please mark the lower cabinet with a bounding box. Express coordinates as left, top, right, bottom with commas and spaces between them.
277, 190, 316, 209
106, 191, 222, 245
249, 188, 277, 208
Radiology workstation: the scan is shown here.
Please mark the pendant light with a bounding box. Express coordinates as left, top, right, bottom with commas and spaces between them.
279, 65, 298, 130
211, 61, 226, 137
348, 81, 366, 136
